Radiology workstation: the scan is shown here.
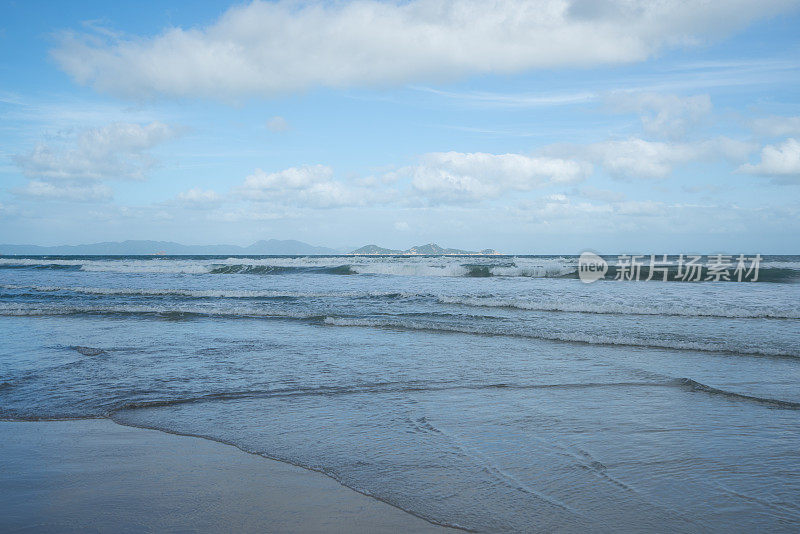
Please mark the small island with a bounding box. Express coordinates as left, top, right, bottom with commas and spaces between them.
349, 243, 501, 255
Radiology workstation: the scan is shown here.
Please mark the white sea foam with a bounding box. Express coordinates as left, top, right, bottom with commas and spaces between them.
488, 265, 576, 277
351, 263, 470, 277
2, 254, 796, 279
0, 256, 580, 277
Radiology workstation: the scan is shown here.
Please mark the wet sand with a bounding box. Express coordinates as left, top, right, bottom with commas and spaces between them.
0, 419, 454, 533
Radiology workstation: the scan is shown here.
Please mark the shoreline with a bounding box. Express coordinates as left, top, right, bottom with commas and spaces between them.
0, 418, 457, 533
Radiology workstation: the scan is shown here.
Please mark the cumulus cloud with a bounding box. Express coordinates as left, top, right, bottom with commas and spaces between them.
50, 0, 796, 99
14, 122, 177, 182
579, 137, 755, 179
738, 138, 800, 180
606, 92, 712, 139
584, 138, 701, 179
401, 151, 591, 202
206, 152, 591, 210
239, 164, 393, 208
12, 121, 179, 201
242, 165, 333, 192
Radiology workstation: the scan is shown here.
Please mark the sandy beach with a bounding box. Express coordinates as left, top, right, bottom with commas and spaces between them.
0, 419, 453, 533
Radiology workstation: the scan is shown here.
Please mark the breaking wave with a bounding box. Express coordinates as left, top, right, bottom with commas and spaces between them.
208, 264, 355, 275
0, 257, 578, 278
1, 255, 798, 280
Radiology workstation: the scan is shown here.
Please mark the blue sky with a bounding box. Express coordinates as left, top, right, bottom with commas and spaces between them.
1, 0, 799, 253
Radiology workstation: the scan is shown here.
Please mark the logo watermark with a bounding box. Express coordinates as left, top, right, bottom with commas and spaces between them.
578, 253, 762, 283
578, 252, 608, 283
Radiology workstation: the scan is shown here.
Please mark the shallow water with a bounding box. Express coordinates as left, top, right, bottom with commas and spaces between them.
1, 255, 799, 531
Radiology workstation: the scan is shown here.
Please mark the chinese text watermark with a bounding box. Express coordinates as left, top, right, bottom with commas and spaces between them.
578, 253, 762, 283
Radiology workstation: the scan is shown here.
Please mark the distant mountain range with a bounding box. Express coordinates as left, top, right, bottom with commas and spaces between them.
0, 239, 341, 256
0, 239, 501, 256
350, 243, 500, 255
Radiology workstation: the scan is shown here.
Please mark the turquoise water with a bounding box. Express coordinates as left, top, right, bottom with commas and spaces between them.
1, 255, 799, 531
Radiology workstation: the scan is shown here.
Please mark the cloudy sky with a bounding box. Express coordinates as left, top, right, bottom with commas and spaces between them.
1, 0, 799, 253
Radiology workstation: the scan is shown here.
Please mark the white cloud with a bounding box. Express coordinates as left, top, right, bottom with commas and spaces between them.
51, 0, 796, 99
738, 138, 800, 179
606, 92, 712, 138
403, 151, 591, 202
216, 153, 591, 211
241, 165, 333, 192
239, 164, 393, 208
751, 116, 800, 137
585, 138, 701, 179
413, 86, 597, 108
266, 116, 290, 132
12, 121, 178, 202
177, 188, 222, 204
14, 121, 178, 182
580, 137, 755, 179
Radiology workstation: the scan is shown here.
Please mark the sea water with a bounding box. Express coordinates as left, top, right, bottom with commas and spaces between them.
1, 255, 799, 531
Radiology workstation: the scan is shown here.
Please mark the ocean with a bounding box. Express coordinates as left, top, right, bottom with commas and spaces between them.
1, 254, 799, 531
